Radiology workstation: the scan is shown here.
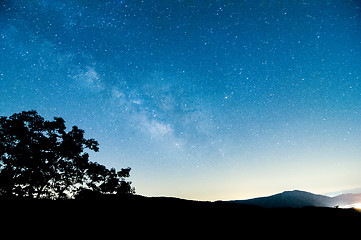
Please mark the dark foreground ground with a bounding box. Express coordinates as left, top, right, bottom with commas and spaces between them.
2, 194, 361, 237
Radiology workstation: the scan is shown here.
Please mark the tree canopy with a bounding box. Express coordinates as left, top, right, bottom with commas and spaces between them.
0, 110, 134, 199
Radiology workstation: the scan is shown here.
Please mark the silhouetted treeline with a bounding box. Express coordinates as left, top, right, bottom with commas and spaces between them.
0, 110, 134, 199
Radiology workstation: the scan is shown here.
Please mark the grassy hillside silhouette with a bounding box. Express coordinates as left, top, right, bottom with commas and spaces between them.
2, 194, 360, 234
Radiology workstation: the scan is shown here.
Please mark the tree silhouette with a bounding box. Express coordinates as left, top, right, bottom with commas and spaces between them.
0, 110, 134, 199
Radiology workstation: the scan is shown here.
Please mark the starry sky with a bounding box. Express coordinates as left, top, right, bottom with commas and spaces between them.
1, 0, 361, 200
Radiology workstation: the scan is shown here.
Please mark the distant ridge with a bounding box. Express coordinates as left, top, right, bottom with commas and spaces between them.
231, 190, 361, 208
324, 187, 361, 197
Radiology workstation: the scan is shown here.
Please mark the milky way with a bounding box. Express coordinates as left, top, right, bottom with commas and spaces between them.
1, 0, 361, 200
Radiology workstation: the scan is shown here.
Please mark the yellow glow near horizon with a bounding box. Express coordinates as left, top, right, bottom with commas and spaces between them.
352, 203, 361, 210
340, 203, 361, 210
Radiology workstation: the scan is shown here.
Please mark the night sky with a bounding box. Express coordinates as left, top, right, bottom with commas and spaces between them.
1, 0, 361, 200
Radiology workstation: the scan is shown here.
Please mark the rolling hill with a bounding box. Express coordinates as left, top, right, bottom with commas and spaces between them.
1, 192, 361, 237
231, 190, 361, 208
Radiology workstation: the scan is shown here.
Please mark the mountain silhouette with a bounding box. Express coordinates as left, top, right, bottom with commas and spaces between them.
231, 190, 361, 208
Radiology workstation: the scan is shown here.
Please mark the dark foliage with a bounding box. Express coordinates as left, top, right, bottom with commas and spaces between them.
0, 110, 134, 199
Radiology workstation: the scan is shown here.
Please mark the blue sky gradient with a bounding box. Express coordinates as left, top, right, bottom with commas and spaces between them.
1, 0, 361, 200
